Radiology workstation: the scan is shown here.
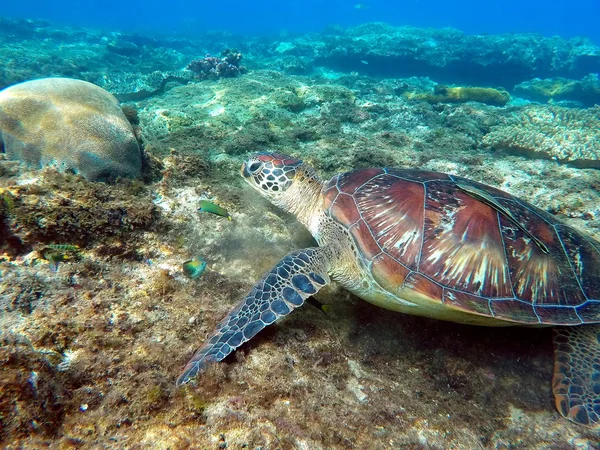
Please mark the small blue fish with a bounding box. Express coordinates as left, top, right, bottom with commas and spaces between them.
198, 200, 232, 220
182, 256, 207, 279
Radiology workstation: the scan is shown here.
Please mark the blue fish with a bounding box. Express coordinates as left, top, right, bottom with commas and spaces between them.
182, 256, 207, 279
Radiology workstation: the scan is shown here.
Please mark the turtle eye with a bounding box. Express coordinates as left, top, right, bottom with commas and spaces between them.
248, 162, 263, 173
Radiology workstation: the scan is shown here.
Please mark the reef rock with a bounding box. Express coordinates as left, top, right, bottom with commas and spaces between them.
95, 70, 195, 101
0, 77, 141, 181
513, 74, 600, 107
305, 23, 600, 89
406, 84, 510, 106
483, 105, 600, 168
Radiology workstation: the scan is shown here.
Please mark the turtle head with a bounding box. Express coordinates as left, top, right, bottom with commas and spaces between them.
241, 152, 313, 199
241, 152, 322, 226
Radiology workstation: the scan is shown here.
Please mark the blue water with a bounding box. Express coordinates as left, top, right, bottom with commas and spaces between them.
2, 0, 599, 43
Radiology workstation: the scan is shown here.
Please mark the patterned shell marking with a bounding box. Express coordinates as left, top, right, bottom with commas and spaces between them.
322, 168, 600, 325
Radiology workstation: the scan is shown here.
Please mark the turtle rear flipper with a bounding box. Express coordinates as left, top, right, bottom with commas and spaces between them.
553, 325, 600, 425
176, 246, 333, 385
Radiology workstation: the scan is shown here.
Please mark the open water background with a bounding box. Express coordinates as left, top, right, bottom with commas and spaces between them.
2, 0, 599, 43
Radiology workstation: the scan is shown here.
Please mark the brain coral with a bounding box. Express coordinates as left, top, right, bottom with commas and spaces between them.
0, 78, 141, 181
482, 105, 600, 168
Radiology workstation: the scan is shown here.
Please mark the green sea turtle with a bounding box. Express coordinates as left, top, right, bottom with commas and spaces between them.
178, 152, 600, 425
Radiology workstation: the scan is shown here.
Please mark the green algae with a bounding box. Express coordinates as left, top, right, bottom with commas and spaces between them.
273, 89, 306, 112
0, 189, 15, 215
514, 74, 600, 107
408, 85, 511, 106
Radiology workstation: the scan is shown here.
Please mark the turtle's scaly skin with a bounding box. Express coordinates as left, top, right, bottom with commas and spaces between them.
553, 327, 600, 425
180, 152, 600, 425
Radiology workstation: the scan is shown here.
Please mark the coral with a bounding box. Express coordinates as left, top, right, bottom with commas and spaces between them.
186, 49, 247, 80
223, 121, 280, 156
273, 89, 306, 112
1, 16, 599, 96
407, 85, 510, 106
120, 104, 140, 126
1, 171, 158, 249
105, 38, 141, 57
275, 56, 312, 75
0, 335, 73, 442
96, 70, 195, 101
514, 77, 579, 102
483, 105, 600, 167
0, 78, 142, 181
514, 74, 600, 107
0, 189, 16, 249
309, 23, 600, 88
297, 84, 356, 105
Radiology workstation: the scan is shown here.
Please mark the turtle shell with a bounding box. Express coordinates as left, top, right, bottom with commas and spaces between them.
322, 168, 600, 325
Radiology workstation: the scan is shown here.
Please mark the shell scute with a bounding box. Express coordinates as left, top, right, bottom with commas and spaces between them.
322, 182, 339, 210
444, 289, 494, 317
452, 175, 515, 200
554, 224, 600, 300
354, 174, 424, 269
536, 305, 582, 325
337, 168, 385, 194
500, 214, 587, 307
329, 193, 361, 225
387, 168, 451, 183
371, 253, 411, 294
399, 272, 444, 304
576, 302, 600, 322
420, 181, 513, 298
489, 299, 540, 324
349, 219, 381, 261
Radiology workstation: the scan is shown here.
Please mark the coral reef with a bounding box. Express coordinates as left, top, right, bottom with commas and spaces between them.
0, 171, 158, 249
483, 105, 600, 168
514, 73, 600, 107
1, 17, 599, 98
1, 16, 600, 449
407, 84, 510, 106
94, 70, 195, 102
105, 37, 143, 57
307, 23, 600, 88
0, 78, 142, 181
186, 49, 247, 80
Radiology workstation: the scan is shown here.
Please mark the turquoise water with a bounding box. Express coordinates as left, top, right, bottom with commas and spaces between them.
2, 0, 599, 43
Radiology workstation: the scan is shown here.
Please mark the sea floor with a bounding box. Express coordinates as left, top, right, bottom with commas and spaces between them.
1, 18, 600, 449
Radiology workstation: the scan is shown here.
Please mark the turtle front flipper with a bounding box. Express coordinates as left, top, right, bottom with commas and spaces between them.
553, 325, 600, 425
176, 246, 333, 385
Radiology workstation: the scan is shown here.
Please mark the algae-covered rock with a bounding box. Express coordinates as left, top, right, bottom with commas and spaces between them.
0, 77, 142, 181
514, 74, 600, 107
273, 88, 306, 112
483, 105, 600, 167
310, 23, 600, 88
95, 70, 195, 101
407, 84, 510, 106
